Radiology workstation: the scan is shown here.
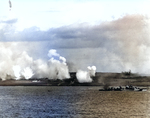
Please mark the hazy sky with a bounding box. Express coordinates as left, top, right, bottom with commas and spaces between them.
0, 0, 149, 30
1, 0, 150, 73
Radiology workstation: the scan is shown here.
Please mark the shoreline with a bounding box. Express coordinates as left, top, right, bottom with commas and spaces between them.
0, 72, 150, 86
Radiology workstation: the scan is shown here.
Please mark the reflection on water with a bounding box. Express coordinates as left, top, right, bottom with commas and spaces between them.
0, 86, 149, 117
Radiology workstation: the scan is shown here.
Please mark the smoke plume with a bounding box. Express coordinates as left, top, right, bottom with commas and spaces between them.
87, 66, 97, 77
76, 66, 96, 83
32, 50, 70, 80
1, 14, 150, 74
0, 44, 70, 80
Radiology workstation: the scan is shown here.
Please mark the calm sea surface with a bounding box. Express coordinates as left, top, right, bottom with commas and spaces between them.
0, 86, 150, 118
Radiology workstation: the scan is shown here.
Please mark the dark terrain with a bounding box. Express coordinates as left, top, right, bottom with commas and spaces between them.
0, 72, 150, 86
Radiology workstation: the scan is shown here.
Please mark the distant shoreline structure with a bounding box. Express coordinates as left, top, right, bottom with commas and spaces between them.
0, 72, 150, 86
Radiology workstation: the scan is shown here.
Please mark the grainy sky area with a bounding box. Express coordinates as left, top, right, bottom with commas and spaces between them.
1, 0, 150, 73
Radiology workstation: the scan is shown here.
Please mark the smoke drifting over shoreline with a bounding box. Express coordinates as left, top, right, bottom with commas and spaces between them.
0, 45, 70, 80
76, 66, 96, 83
1, 14, 150, 74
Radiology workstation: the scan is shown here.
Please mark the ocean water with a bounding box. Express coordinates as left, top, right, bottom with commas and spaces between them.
0, 86, 150, 118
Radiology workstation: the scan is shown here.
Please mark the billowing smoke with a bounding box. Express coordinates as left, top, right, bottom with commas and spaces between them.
76, 66, 96, 83
32, 49, 70, 80
21, 67, 34, 80
2, 13, 150, 74
0, 45, 70, 80
87, 66, 97, 77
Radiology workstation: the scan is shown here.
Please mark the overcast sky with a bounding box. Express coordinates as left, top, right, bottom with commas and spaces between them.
1, 0, 150, 73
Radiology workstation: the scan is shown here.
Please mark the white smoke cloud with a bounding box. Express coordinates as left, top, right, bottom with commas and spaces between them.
31, 49, 70, 80
48, 49, 60, 58
0, 44, 70, 80
59, 56, 66, 64
21, 67, 34, 80
76, 66, 96, 83
49, 58, 70, 79
76, 70, 92, 83
2, 14, 150, 74
13, 65, 21, 80
47, 50, 70, 79
87, 66, 96, 77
